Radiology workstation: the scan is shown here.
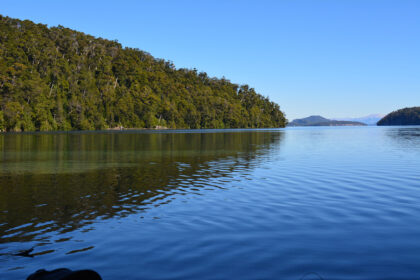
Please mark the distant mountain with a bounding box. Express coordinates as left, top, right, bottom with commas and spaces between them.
288, 115, 366, 127
377, 107, 420, 126
288, 115, 329, 126
332, 114, 384, 125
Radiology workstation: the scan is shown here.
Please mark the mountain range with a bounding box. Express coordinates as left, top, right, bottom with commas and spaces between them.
332, 114, 384, 125
288, 115, 367, 127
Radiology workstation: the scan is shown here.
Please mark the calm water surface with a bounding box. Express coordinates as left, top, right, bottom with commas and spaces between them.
1, 127, 420, 280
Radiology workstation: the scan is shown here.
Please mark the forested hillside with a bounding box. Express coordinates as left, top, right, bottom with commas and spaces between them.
0, 15, 286, 132
377, 107, 420, 126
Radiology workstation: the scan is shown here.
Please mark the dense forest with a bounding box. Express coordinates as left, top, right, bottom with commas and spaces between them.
0, 15, 286, 132
377, 107, 420, 126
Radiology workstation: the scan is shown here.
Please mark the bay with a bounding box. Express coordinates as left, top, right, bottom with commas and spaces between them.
1, 127, 420, 280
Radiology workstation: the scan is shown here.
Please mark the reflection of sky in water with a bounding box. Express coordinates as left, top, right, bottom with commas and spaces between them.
1, 127, 420, 280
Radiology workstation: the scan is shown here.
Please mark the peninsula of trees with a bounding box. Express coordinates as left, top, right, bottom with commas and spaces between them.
0, 15, 286, 132
377, 107, 420, 126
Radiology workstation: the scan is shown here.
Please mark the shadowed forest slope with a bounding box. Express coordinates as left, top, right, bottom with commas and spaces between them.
377, 107, 420, 126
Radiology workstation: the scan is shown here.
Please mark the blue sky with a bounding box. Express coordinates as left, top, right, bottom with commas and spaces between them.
1, 0, 419, 120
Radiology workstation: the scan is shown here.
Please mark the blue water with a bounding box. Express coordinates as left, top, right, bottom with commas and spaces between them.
1, 126, 420, 279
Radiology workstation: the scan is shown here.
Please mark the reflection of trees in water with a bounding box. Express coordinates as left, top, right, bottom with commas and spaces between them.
385, 127, 420, 147
0, 131, 283, 243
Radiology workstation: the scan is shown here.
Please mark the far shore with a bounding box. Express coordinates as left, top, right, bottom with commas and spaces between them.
106, 125, 169, 131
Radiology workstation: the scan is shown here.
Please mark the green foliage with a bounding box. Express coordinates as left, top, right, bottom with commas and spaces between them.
0, 111, 4, 131
0, 15, 287, 131
377, 107, 420, 126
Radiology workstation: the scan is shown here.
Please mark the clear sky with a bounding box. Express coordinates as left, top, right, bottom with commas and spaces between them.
1, 0, 419, 120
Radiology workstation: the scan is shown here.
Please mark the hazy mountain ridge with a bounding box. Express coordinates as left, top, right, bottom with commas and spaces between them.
288, 115, 367, 127
332, 114, 384, 125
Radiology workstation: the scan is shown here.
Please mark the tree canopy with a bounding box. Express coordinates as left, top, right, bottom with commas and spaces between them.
377, 107, 420, 126
0, 15, 287, 132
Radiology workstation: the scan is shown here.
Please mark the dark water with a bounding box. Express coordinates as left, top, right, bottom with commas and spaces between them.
1, 127, 420, 280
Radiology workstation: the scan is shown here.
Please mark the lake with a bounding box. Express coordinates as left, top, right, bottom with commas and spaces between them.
1, 127, 420, 280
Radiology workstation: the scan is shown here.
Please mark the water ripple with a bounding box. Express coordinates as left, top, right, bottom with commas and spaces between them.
1, 128, 420, 279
